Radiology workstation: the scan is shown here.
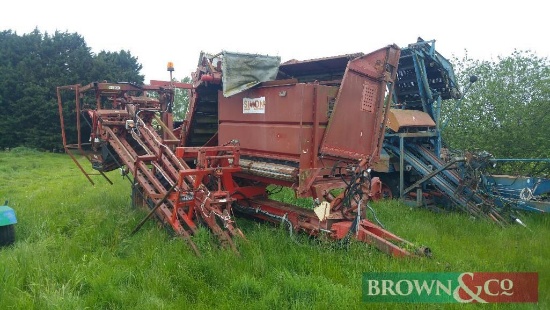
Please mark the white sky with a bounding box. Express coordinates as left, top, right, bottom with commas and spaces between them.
2, 0, 547, 82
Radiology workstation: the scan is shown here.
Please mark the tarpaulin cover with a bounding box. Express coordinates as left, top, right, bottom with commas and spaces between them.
222, 52, 281, 97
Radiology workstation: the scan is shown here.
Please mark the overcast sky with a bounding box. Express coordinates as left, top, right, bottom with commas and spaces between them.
2, 0, 547, 82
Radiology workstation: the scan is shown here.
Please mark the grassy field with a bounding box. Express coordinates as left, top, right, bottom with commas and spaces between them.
0, 148, 548, 309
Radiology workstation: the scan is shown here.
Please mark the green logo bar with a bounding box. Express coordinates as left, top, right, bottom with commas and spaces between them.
363, 272, 460, 303
362, 272, 538, 303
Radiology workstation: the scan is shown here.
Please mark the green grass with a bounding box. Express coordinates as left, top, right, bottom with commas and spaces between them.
0, 150, 548, 309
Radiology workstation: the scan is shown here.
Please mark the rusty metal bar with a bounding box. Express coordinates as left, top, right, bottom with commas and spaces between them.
130, 183, 178, 236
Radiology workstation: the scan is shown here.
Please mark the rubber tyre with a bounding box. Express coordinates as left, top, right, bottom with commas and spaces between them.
376, 172, 400, 199
0, 224, 15, 247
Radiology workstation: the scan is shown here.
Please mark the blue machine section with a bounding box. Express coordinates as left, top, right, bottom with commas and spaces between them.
482, 175, 550, 212
394, 38, 461, 116
382, 38, 547, 219
393, 38, 462, 157
385, 143, 506, 220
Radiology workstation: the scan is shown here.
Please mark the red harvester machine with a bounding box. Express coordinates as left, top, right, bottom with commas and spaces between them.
57, 44, 430, 257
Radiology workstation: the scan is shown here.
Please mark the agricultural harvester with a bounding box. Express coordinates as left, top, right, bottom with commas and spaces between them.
57, 44, 432, 257
369, 38, 531, 225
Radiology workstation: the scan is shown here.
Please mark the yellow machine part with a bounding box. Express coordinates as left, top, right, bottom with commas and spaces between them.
386, 109, 435, 132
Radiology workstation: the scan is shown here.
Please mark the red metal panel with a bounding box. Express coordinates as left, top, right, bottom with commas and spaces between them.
148, 80, 193, 89
218, 83, 337, 164
320, 45, 400, 162
218, 84, 333, 124
218, 123, 326, 161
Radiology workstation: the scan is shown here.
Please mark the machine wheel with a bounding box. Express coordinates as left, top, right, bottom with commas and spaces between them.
0, 224, 15, 247
380, 183, 393, 199
377, 173, 400, 199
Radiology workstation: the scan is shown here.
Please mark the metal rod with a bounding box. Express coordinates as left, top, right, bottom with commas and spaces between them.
153, 114, 179, 141
399, 136, 404, 199
130, 183, 177, 236
402, 158, 464, 195
490, 158, 550, 163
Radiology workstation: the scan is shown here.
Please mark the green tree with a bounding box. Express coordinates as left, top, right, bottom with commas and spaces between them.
0, 29, 144, 150
173, 76, 191, 121
443, 51, 550, 175
89, 50, 144, 84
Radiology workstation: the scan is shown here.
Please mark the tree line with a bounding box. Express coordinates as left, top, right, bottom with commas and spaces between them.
442, 50, 550, 175
0, 29, 143, 150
